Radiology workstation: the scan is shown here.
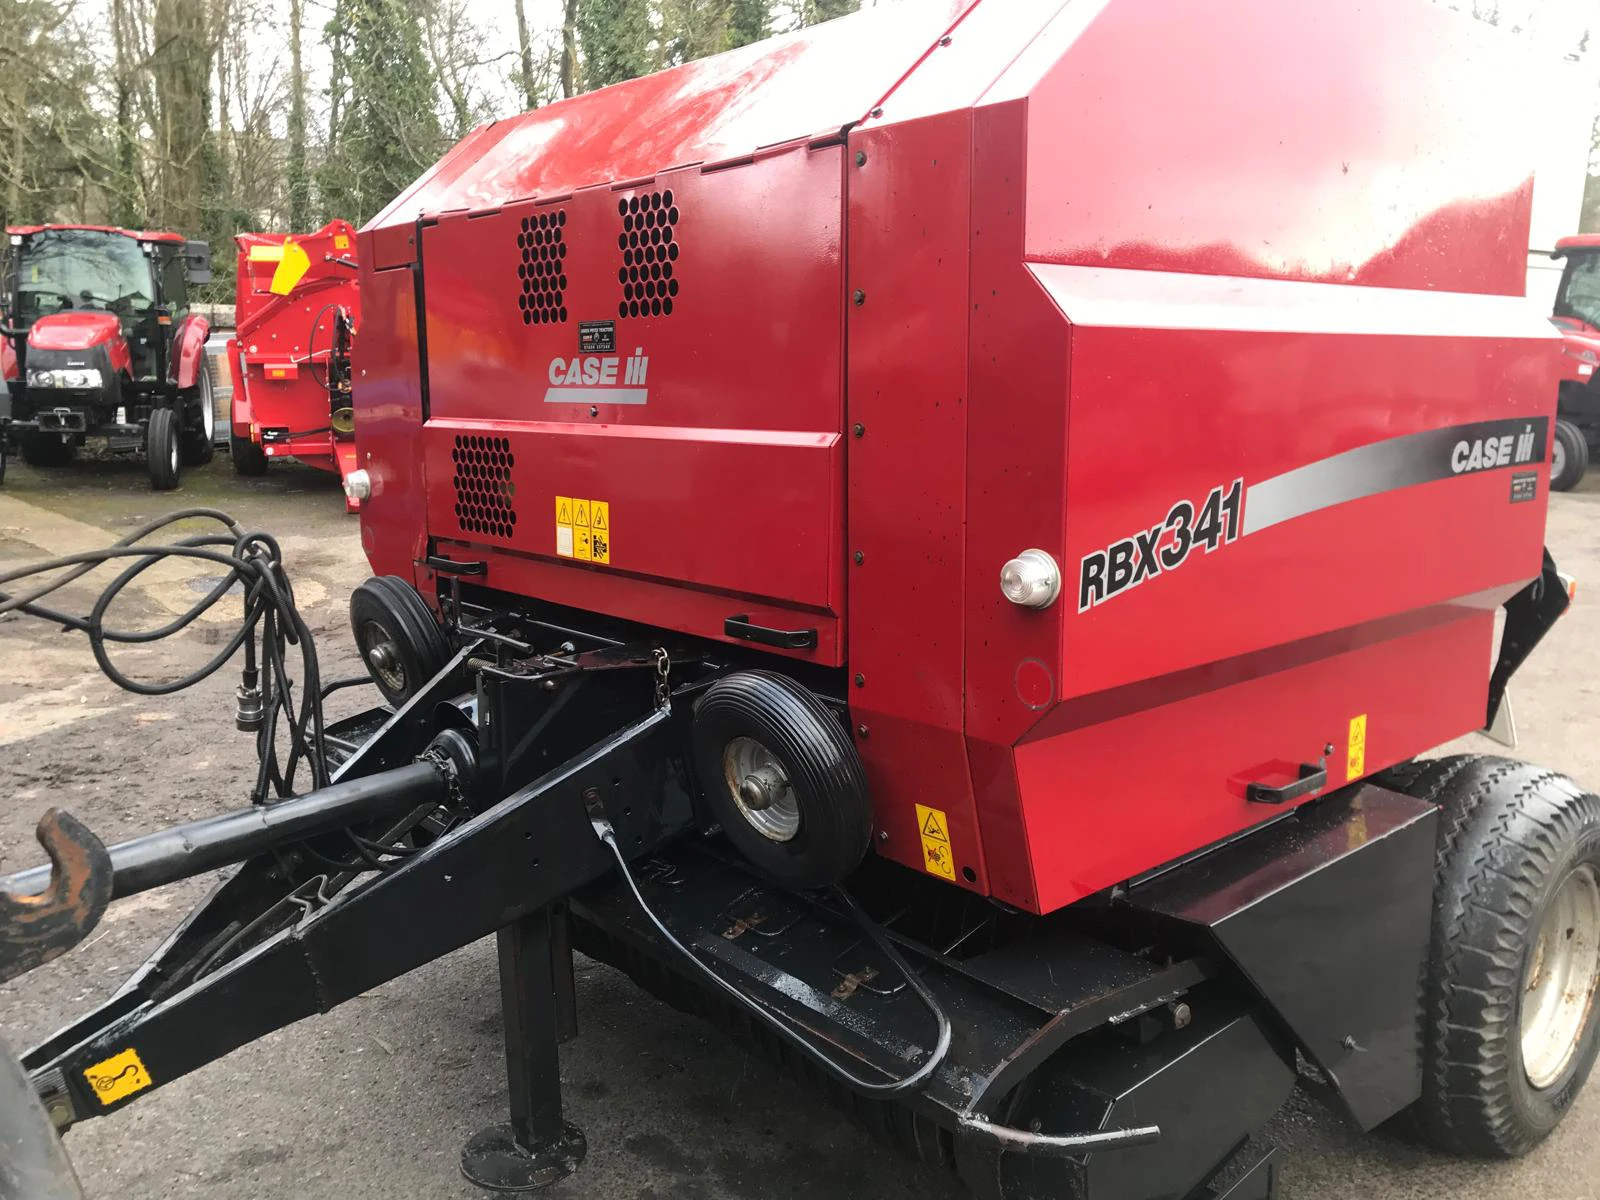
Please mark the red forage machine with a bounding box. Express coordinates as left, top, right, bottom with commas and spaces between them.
6, 4, 1595, 1200
227, 220, 363, 506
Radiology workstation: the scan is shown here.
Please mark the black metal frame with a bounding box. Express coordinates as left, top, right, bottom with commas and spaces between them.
4, 591, 1463, 1200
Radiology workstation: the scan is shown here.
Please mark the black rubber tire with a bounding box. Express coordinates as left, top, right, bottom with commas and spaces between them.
690, 671, 871, 890
19, 432, 73, 468
146, 407, 180, 490
1378, 755, 1600, 1157
1551, 419, 1588, 492
231, 434, 269, 476
180, 359, 216, 467
0, 436, 8, 484
348, 576, 452, 707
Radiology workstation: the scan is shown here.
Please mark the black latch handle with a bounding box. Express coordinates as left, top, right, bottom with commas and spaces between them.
724, 616, 817, 651
1247, 763, 1328, 805
425, 555, 487, 577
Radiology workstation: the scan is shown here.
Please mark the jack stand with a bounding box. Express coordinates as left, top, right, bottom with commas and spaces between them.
461, 904, 587, 1193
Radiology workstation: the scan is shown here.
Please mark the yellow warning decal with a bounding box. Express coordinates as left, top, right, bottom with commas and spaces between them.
914, 803, 956, 881
247, 244, 286, 263
555, 497, 612, 565
333, 233, 351, 250
84, 1047, 153, 1106
1347, 713, 1368, 782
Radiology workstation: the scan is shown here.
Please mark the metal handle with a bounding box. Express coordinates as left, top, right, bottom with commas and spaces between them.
425, 555, 486, 577
724, 616, 817, 650
1247, 763, 1328, 805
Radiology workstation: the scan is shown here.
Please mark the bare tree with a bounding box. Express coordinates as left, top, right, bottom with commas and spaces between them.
288, 0, 309, 228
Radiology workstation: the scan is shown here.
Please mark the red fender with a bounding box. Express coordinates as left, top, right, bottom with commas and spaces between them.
170, 314, 212, 390
1, 335, 15, 382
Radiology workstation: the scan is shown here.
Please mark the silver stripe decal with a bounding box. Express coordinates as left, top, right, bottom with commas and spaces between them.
1244, 419, 1547, 536
543, 387, 648, 405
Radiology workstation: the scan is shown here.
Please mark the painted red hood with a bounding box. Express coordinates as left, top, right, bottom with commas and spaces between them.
27, 311, 123, 352
1554, 318, 1600, 384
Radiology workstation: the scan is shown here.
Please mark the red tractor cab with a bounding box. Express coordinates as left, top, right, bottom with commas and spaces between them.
0, 225, 218, 489
1550, 234, 1600, 489
227, 222, 362, 507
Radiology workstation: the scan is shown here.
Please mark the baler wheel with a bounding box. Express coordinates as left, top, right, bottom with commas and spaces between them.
231, 434, 268, 477
145, 408, 180, 490
691, 671, 871, 889
1551, 419, 1588, 492
1380, 755, 1600, 1158
349, 577, 452, 707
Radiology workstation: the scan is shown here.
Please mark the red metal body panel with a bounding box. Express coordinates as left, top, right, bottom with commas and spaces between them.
27, 311, 122, 353
231, 222, 362, 501
412, 143, 848, 659
1557, 235, 1600, 254
0, 336, 14, 381
360, 0, 1559, 914
4, 224, 185, 244
169, 314, 210, 389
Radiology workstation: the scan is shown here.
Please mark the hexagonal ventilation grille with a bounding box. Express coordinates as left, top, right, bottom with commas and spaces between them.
517, 210, 569, 326
452, 435, 518, 539
617, 190, 681, 319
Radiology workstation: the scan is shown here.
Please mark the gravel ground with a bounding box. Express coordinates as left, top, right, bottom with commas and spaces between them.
0, 453, 1598, 1200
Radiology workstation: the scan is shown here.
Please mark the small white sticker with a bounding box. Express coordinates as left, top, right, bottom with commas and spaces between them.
556, 526, 574, 558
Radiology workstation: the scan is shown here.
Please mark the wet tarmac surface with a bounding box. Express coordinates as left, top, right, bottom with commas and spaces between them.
0, 453, 1597, 1199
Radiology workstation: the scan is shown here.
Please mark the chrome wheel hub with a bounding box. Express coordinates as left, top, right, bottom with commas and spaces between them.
723, 737, 799, 842
360, 621, 406, 694
1553, 437, 1567, 481
1522, 863, 1600, 1089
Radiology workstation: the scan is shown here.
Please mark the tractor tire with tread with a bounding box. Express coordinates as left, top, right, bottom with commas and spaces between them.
690, 671, 872, 890
180, 358, 217, 467
349, 577, 452, 707
1379, 755, 1600, 1158
146, 407, 181, 490
231, 434, 268, 476
20, 432, 74, 468
1551, 419, 1588, 492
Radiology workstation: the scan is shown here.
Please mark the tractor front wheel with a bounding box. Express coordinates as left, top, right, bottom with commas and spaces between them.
231, 434, 268, 477
146, 408, 181, 491
19, 433, 73, 468
180, 359, 217, 467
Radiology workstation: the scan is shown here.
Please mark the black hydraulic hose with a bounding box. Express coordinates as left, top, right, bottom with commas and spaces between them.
1, 760, 447, 901
591, 816, 951, 1097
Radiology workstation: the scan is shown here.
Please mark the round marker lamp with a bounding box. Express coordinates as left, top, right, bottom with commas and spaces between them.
1000, 549, 1062, 610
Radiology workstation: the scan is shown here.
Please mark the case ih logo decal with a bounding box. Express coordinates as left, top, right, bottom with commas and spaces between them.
544, 348, 650, 406
1079, 480, 1242, 611
1450, 426, 1539, 475
1077, 418, 1548, 614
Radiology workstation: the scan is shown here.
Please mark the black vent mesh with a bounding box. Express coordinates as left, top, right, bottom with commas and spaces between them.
518, 209, 569, 326
616, 189, 680, 319
452, 435, 518, 539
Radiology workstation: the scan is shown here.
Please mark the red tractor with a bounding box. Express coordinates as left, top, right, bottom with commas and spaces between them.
0, 224, 217, 489
1551, 234, 1600, 490
227, 221, 363, 505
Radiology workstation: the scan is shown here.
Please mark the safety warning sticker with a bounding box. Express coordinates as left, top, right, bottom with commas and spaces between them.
84, 1047, 153, 1106
1347, 713, 1368, 782
555, 496, 612, 565
914, 803, 956, 881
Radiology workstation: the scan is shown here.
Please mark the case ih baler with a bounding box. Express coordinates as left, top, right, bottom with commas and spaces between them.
1, 4, 1595, 1199
226, 221, 363, 503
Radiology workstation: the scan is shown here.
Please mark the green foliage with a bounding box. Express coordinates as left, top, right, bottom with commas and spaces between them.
320, 0, 446, 226
0, 1, 108, 227
728, 0, 770, 47
577, 0, 656, 91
